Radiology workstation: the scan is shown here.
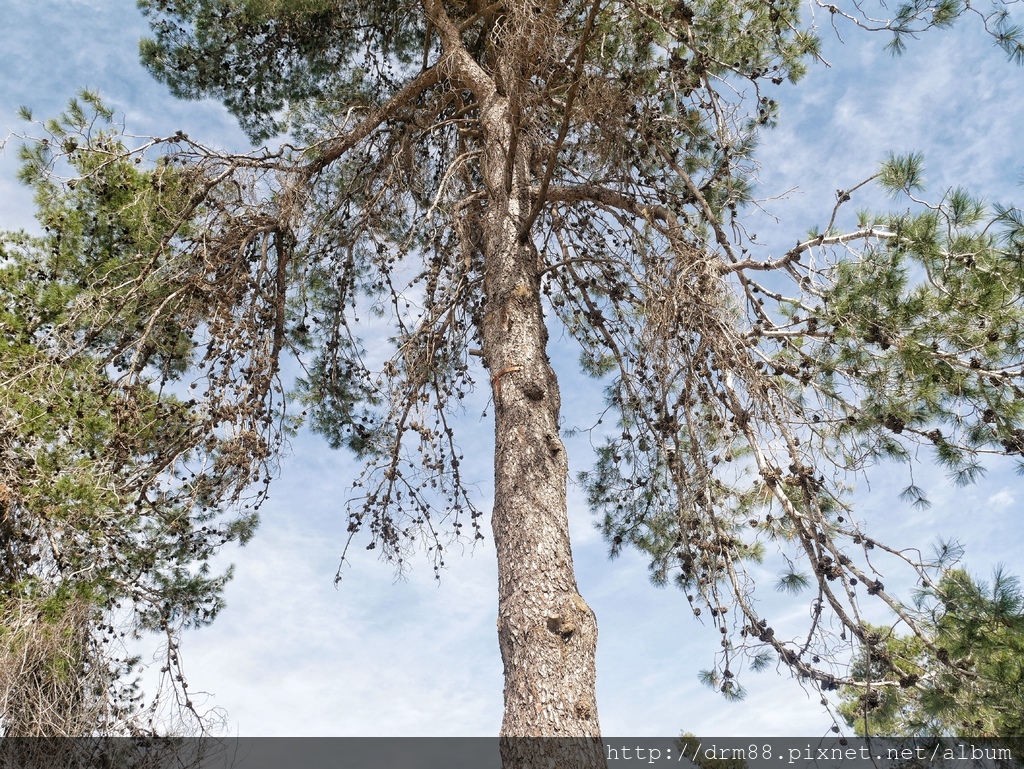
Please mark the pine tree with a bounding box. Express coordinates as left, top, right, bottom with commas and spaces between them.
1, 93, 260, 736
7, 0, 1024, 761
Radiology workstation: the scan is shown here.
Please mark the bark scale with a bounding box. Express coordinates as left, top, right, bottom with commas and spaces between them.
478, 86, 606, 767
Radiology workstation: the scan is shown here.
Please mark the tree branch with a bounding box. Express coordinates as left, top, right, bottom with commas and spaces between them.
516, 0, 605, 242
303, 65, 447, 176
720, 227, 896, 274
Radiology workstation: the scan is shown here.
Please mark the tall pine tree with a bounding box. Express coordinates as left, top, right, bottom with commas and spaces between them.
7, 0, 1024, 761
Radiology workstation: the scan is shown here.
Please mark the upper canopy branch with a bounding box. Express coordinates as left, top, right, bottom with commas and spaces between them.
540, 183, 681, 229
517, 0, 605, 241
302, 65, 448, 178
721, 227, 897, 274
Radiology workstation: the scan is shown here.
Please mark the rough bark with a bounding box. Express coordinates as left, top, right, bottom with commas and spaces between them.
478, 82, 605, 766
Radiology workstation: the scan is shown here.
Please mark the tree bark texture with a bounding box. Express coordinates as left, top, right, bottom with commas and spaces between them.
478, 87, 606, 767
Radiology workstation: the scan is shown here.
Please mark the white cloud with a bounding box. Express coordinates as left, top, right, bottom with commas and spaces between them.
987, 488, 1015, 512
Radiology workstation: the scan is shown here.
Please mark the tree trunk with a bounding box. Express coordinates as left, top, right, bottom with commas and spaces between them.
478, 88, 606, 767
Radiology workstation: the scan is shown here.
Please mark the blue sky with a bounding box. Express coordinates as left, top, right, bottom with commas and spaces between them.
2, 0, 1022, 737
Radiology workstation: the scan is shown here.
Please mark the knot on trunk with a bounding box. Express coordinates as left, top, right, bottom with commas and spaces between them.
522, 381, 545, 401
544, 433, 562, 454
545, 593, 592, 643
546, 612, 576, 641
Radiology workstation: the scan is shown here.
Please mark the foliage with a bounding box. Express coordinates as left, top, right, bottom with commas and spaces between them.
838, 567, 1024, 739
0, 92, 273, 734
580, 133, 1024, 704
139, 0, 426, 141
